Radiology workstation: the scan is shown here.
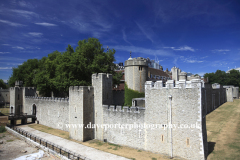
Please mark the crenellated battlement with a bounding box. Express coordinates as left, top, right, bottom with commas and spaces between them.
103, 105, 145, 114
125, 57, 148, 66
0, 89, 9, 92
25, 96, 69, 102
10, 87, 35, 90
69, 86, 93, 92
145, 79, 204, 90
92, 73, 112, 80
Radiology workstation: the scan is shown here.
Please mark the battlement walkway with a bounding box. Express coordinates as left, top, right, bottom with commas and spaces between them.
16, 125, 129, 160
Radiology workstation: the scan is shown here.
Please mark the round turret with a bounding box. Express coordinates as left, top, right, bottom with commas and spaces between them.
179, 72, 187, 80
124, 57, 148, 93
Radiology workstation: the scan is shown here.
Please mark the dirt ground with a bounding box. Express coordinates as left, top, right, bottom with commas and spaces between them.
0, 130, 60, 160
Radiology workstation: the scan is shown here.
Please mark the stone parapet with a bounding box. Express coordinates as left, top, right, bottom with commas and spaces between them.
124, 57, 148, 67
25, 96, 69, 102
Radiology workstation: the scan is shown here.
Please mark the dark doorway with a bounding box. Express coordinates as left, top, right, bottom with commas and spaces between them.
10, 106, 13, 114
32, 104, 36, 115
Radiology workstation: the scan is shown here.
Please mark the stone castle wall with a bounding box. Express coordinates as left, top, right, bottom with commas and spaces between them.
145, 79, 207, 159
69, 86, 94, 141
92, 73, 113, 141
10, 87, 23, 114
102, 105, 145, 150
0, 89, 10, 105
24, 96, 69, 131
203, 84, 226, 114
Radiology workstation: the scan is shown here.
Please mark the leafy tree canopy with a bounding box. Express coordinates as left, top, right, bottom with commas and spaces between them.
204, 69, 240, 90
8, 38, 122, 96
0, 79, 8, 89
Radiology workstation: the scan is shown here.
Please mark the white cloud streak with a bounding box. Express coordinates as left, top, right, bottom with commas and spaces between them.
135, 21, 154, 43
10, 9, 38, 19
122, 29, 132, 45
110, 45, 174, 57
164, 46, 195, 52
35, 22, 57, 26
180, 56, 203, 63
28, 32, 43, 37
0, 52, 11, 54
0, 67, 12, 70
0, 19, 25, 27
12, 46, 24, 50
211, 49, 230, 53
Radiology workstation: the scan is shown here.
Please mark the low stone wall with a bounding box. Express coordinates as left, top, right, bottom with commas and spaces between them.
24, 97, 69, 131
102, 105, 145, 150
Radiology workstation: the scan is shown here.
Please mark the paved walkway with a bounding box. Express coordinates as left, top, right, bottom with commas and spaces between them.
17, 125, 129, 160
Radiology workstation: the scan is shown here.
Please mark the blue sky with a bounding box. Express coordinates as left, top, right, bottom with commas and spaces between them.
0, 0, 240, 82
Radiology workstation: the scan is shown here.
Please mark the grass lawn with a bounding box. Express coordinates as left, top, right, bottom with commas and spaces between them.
0, 107, 10, 115
207, 99, 240, 159
28, 123, 176, 160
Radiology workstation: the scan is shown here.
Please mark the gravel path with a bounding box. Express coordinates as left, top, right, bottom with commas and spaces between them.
18, 125, 129, 160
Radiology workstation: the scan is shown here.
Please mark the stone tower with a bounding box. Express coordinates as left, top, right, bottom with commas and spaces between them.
92, 73, 113, 141
125, 57, 148, 93
171, 67, 181, 81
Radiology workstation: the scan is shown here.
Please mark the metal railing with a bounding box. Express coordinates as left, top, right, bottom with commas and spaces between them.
8, 125, 91, 160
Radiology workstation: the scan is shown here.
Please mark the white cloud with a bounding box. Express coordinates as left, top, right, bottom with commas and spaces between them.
0, 62, 22, 65
110, 45, 174, 57
0, 52, 10, 54
0, 67, 12, 70
12, 46, 24, 50
0, 19, 25, 27
18, 1, 35, 9
135, 21, 154, 43
164, 46, 195, 52
35, 22, 57, 26
180, 56, 203, 63
122, 29, 132, 45
2, 44, 10, 46
211, 49, 230, 53
0, 57, 26, 61
10, 9, 38, 19
200, 56, 208, 59
28, 32, 43, 37
195, 72, 205, 76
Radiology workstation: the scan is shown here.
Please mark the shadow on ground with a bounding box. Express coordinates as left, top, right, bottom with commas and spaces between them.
208, 141, 216, 156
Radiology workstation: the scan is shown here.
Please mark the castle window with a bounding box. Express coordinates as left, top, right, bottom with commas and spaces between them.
161, 135, 164, 142
18, 94, 19, 100
139, 66, 142, 71
187, 138, 190, 146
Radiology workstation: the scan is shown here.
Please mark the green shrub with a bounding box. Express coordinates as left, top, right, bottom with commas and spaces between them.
124, 83, 145, 106
0, 126, 6, 133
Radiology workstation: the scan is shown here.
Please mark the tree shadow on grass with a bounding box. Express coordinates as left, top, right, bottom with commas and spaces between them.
208, 141, 216, 156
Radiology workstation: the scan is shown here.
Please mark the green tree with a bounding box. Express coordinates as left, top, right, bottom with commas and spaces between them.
226, 70, 240, 87
53, 38, 121, 95
33, 51, 61, 96
8, 38, 122, 96
8, 59, 39, 87
204, 69, 240, 90
0, 79, 8, 89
